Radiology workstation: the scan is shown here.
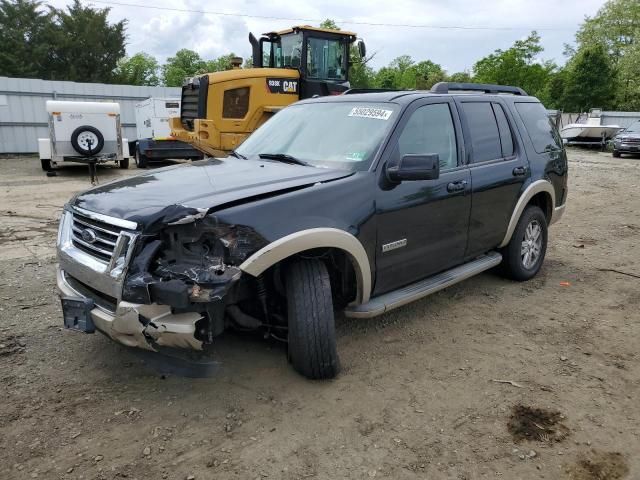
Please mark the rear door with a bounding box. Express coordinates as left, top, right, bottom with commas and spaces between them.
374, 98, 471, 295
455, 98, 529, 257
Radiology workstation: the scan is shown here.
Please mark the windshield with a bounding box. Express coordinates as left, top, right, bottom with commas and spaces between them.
235, 102, 399, 171
306, 37, 347, 80
625, 122, 640, 133
274, 33, 302, 68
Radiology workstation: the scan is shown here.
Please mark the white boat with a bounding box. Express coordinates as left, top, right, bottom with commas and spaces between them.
561, 109, 622, 144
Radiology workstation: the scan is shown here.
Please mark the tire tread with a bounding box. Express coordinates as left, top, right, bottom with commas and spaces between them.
286, 259, 338, 379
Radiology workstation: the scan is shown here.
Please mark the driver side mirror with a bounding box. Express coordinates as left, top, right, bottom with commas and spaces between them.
386, 154, 440, 182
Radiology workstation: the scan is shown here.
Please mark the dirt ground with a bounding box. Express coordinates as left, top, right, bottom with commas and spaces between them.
0, 151, 638, 480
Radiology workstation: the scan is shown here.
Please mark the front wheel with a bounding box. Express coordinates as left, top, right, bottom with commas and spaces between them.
500, 205, 548, 281
286, 259, 339, 379
612, 150, 621, 158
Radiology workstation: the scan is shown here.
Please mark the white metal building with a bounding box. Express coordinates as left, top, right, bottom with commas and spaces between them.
0, 76, 181, 153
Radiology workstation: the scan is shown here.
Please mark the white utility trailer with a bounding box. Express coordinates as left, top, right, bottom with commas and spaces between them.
38, 100, 131, 171
131, 97, 202, 168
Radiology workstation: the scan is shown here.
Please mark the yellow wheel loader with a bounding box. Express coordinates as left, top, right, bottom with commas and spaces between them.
170, 26, 365, 157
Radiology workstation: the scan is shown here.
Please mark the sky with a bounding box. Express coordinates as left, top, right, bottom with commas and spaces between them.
46, 0, 609, 73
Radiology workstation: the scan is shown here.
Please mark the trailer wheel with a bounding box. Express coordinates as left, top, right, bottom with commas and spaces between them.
70, 126, 104, 156
135, 148, 148, 168
40, 159, 52, 171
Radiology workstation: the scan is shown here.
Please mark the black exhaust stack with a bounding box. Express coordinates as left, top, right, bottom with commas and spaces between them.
249, 33, 262, 68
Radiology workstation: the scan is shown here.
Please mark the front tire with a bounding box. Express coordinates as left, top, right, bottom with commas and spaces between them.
500, 205, 548, 281
612, 150, 621, 158
286, 259, 339, 379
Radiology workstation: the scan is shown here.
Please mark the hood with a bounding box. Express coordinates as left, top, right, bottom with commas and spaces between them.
616, 132, 640, 140
71, 158, 353, 229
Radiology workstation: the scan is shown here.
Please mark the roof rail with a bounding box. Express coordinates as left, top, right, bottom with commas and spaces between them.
342, 88, 403, 95
430, 82, 528, 96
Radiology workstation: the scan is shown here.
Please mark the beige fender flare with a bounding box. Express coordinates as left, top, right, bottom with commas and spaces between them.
499, 179, 562, 248
239, 228, 372, 305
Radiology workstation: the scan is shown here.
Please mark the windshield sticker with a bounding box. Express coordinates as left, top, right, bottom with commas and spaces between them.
348, 107, 393, 120
344, 151, 367, 162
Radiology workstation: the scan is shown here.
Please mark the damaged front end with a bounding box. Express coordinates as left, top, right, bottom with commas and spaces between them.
57, 204, 273, 353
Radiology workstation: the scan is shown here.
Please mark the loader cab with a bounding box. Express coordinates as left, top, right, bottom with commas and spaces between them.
250, 26, 362, 98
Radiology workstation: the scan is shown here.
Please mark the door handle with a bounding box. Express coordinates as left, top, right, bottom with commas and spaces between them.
512, 166, 527, 176
447, 180, 467, 193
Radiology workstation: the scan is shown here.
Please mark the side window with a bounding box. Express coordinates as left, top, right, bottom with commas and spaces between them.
461, 102, 502, 162
492, 103, 515, 157
515, 102, 563, 153
397, 103, 458, 170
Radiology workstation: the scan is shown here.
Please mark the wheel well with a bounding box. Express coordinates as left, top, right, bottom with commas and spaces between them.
268, 247, 358, 309
528, 191, 553, 224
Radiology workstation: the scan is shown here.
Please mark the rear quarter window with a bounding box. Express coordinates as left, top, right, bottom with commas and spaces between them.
515, 102, 562, 153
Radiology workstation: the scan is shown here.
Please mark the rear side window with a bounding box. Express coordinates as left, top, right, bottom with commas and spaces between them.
515, 102, 562, 153
461, 102, 502, 162
492, 103, 514, 157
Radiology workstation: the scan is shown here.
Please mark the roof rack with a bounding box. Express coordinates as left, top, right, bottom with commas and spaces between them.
430, 82, 528, 96
342, 88, 404, 95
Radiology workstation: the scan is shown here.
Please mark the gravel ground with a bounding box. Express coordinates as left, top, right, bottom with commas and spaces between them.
0, 151, 639, 480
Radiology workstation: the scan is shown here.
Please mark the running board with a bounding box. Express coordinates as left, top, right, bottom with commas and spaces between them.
344, 252, 502, 318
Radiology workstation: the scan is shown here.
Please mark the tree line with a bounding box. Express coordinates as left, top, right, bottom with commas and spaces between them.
1, 0, 638, 112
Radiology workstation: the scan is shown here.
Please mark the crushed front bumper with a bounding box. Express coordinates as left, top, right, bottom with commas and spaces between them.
57, 266, 204, 351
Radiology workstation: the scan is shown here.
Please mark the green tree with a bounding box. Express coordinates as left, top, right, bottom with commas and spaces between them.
617, 42, 640, 110
114, 52, 159, 86
410, 60, 446, 89
205, 53, 240, 73
319, 18, 339, 30
573, 0, 640, 109
577, 0, 639, 62
563, 44, 616, 111
473, 31, 555, 98
162, 49, 206, 86
540, 68, 568, 110
0, 0, 53, 78
46, 0, 126, 82
447, 72, 473, 83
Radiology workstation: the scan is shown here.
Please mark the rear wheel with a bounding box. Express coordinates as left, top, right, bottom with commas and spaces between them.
135, 148, 148, 168
286, 259, 339, 379
40, 159, 51, 171
612, 150, 621, 158
500, 205, 548, 281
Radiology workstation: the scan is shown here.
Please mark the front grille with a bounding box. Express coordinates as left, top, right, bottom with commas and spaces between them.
180, 75, 208, 131
624, 137, 640, 143
70, 212, 131, 263
65, 272, 117, 313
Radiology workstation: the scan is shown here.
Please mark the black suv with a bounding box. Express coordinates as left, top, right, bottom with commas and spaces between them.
57, 83, 567, 379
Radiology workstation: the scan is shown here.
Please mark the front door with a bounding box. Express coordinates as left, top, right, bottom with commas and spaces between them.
374, 99, 471, 295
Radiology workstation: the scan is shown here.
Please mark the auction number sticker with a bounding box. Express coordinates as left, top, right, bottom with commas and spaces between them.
348, 107, 393, 120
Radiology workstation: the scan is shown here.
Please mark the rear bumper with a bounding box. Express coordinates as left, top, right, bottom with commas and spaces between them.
57, 266, 203, 351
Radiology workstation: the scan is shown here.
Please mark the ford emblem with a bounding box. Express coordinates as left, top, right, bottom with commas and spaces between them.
81, 228, 98, 244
